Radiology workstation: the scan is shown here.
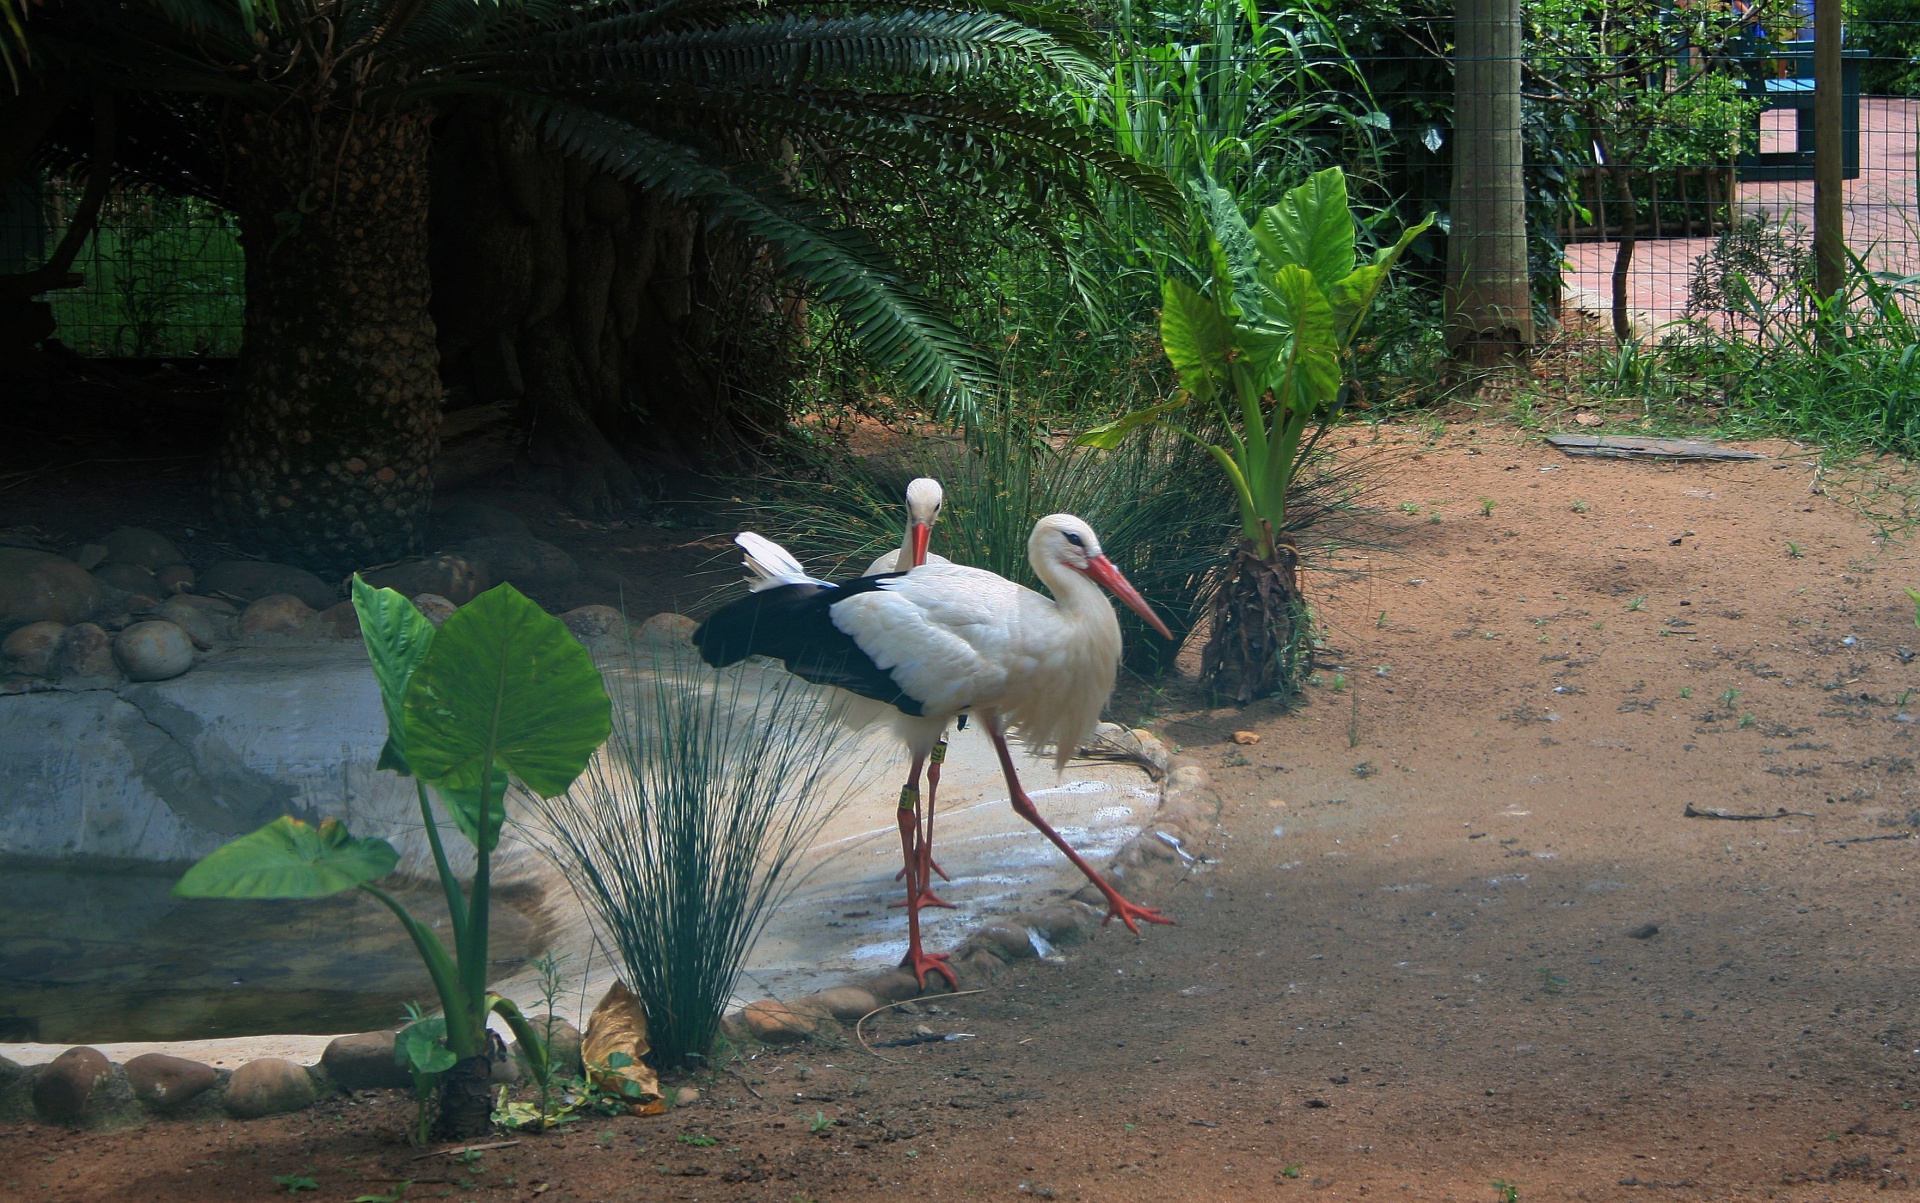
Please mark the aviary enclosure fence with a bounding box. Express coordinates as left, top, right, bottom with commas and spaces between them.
4, 4, 1919, 365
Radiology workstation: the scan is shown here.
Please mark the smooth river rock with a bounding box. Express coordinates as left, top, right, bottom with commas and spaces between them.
125, 1053, 218, 1109
237, 594, 316, 637
55, 622, 116, 680
0, 548, 100, 634
98, 526, 184, 571
199, 561, 335, 610
223, 1058, 317, 1118
320, 1029, 409, 1091
113, 620, 195, 682
3, 621, 66, 677
31, 1046, 112, 1122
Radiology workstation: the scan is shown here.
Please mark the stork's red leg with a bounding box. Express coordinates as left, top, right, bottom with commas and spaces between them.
894, 736, 953, 887
890, 742, 954, 911
987, 726, 1175, 933
895, 778, 957, 991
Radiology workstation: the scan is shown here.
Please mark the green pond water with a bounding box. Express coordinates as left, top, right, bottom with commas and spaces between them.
0, 867, 538, 1044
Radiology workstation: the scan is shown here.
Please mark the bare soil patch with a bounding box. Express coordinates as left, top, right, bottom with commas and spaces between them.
7, 421, 1920, 1201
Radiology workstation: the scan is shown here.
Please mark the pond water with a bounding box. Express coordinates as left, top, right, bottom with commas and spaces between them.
0, 867, 539, 1044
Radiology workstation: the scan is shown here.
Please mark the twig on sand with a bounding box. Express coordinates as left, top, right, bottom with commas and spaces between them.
1826, 832, 1912, 847
1683, 803, 1813, 821
725, 1066, 763, 1099
855, 989, 988, 1064
411, 1141, 519, 1161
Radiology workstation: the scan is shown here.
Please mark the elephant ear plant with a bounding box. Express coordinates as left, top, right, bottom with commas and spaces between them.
174, 579, 612, 1139
1080, 167, 1430, 703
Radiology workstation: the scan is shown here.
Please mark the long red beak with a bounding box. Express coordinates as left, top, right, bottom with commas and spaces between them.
909, 521, 931, 568
1082, 554, 1174, 640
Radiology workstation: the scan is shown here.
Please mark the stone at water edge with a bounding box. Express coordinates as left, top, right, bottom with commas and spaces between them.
320, 1029, 410, 1091
2, 620, 66, 677
98, 526, 184, 572
155, 564, 196, 595
56, 622, 117, 680
31, 1047, 113, 1122
561, 604, 624, 641
223, 1058, 318, 1118
636, 612, 697, 646
155, 598, 230, 650
738, 1001, 818, 1044
199, 560, 336, 611
67, 543, 109, 572
314, 600, 361, 640
412, 593, 457, 627
237, 593, 317, 637
791, 986, 882, 1026
509, 1015, 584, 1078
969, 921, 1041, 962
94, 562, 161, 598
362, 552, 492, 606
0, 547, 101, 634
124, 1053, 218, 1109
113, 620, 195, 682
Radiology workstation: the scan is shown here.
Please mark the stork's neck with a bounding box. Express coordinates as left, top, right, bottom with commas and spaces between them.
1034, 555, 1117, 629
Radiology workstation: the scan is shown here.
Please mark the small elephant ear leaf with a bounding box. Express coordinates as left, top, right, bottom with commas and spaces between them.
351, 575, 437, 775
172, 816, 399, 899
402, 583, 612, 803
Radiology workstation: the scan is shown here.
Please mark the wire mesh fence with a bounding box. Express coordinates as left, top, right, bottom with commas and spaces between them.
2, 175, 244, 358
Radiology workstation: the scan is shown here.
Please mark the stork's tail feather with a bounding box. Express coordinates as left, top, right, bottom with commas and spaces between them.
736, 531, 829, 592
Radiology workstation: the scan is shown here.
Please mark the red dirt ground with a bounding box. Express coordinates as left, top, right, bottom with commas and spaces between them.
6, 417, 1920, 1202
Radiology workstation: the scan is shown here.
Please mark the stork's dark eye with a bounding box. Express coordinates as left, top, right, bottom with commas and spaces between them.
1065, 532, 1084, 548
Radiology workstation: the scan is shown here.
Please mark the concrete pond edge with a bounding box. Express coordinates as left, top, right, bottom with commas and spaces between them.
0, 634, 1226, 1127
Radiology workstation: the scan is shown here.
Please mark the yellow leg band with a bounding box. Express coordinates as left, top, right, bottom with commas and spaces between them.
930, 740, 949, 766
898, 785, 919, 811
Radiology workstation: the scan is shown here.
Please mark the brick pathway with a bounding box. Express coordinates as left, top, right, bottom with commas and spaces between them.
1562, 97, 1920, 332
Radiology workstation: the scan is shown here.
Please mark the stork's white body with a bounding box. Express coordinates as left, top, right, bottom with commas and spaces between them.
831, 559, 1120, 771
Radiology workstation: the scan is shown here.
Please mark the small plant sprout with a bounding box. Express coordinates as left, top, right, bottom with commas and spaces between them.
1493, 1180, 1521, 1203
1429, 511, 1443, 524
1739, 713, 1756, 728
1399, 500, 1421, 515
1720, 687, 1742, 710
678, 1133, 719, 1147
1907, 587, 1920, 628
1280, 1165, 1304, 1179
1536, 968, 1568, 995
1625, 595, 1646, 612
807, 1111, 835, 1133
1331, 673, 1348, 691
1680, 686, 1693, 699
1786, 542, 1804, 558
1570, 500, 1589, 513
1377, 610, 1390, 629
1374, 665, 1391, 677
1479, 497, 1496, 517
273, 1171, 320, 1195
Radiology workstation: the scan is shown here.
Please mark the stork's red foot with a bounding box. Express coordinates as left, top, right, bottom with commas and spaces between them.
902, 947, 958, 991
1095, 889, 1176, 933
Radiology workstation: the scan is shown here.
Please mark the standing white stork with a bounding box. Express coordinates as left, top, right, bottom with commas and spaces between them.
735, 477, 959, 910
695, 513, 1176, 989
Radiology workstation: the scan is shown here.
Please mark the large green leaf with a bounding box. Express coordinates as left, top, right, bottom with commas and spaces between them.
172, 816, 398, 900
1329, 214, 1435, 343
1073, 395, 1195, 450
396, 1016, 457, 1076
402, 583, 612, 804
1267, 264, 1342, 410
1160, 276, 1235, 403
436, 771, 510, 853
352, 575, 437, 775
1253, 167, 1356, 288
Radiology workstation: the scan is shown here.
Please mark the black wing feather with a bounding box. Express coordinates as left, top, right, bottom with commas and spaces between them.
693, 576, 926, 716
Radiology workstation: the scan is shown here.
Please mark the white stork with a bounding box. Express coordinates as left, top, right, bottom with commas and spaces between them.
863, 477, 951, 576
696, 513, 1176, 989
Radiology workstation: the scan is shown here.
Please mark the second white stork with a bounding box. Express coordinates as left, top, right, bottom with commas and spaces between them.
695, 513, 1176, 989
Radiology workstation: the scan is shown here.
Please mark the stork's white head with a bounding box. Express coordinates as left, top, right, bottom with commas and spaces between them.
1029, 514, 1173, 639
903, 477, 943, 567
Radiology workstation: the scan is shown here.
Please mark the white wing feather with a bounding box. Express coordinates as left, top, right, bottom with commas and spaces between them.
735, 531, 830, 592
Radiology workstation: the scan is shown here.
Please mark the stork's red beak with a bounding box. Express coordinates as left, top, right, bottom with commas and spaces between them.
909, 521, 932, 568
1082, 554, 1174, 640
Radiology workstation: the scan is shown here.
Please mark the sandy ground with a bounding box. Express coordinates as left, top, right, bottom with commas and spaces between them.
6, 420, 1920, 1201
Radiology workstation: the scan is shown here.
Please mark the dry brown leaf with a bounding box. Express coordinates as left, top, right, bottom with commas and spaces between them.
1574, 412, 1603, 427
582, 979, 662, 1112
1232, 730, 1261, 746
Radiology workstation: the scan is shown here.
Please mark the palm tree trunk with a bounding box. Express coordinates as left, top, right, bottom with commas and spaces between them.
1609, 165, 1637, 343
215, 108, 441, 575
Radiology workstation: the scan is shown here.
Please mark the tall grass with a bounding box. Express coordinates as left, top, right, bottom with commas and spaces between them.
518, 642, 867, 1069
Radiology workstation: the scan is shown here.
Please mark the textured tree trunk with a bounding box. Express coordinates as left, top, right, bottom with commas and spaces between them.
215, 108, 441, 574
432, 1051, 496, 1141
1446, 0, 1534, 365
430, 105, 801, 514
1200, 540, 1308, 706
